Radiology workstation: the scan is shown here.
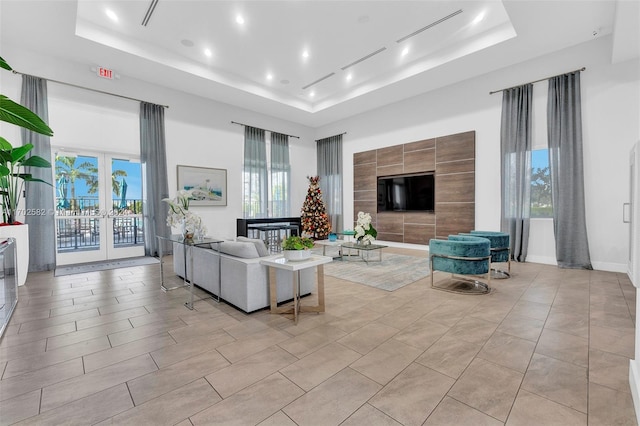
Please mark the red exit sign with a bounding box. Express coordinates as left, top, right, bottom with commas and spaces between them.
97, 67, 114, 80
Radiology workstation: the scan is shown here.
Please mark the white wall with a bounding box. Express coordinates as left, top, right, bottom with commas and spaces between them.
315, 36, 640, 272
0, 46, 316, 240
162, 88, 315, 238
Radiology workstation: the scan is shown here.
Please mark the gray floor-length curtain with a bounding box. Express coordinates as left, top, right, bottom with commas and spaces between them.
140, 102, 169, 256
243, 126, 267, 218
317, 134, 343, 232
500, 84, 533, 262
548, 72, 593, 269
270, 132, 291, 217
21, 75, 56, 271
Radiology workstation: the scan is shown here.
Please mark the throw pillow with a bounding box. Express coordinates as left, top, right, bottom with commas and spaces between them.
218, 241, 260, 258
236, 236, 270, 257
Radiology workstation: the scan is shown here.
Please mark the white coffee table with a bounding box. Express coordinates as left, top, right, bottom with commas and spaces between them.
260, 255, 332, 324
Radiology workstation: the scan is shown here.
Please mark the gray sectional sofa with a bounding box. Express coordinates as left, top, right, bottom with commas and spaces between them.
173, 238, 315, 312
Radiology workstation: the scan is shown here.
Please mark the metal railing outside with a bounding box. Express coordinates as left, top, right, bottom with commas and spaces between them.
55, 197, 145, 252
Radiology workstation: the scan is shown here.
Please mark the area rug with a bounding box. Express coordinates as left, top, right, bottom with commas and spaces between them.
54, 256, 160, 276
323, 253, 430, 291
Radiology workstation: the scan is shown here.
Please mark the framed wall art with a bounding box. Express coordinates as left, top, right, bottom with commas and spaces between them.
176, 165, 227, 206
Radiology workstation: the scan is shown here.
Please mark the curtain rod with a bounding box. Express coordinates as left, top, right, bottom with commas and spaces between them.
315, 132, 347, 142
231, 121, 300, 139
489, 67, 586, 95
11, 70, 169, 108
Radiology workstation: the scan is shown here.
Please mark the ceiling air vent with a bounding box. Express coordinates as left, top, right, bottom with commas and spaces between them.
396, 9, 463, 43
141, 0, 159, 26
340, 47, 387, 71
302, 72, 336, 90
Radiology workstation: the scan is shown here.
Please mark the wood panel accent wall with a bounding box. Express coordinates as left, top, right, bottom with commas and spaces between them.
353, 131, 475, 245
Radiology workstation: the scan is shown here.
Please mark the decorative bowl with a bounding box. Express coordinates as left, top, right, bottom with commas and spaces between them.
283, 249, 312, 261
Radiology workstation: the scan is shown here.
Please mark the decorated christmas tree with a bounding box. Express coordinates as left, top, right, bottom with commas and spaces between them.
300, 176, 331, 240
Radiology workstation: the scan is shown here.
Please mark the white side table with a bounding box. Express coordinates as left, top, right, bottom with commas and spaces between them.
260, 255, 332, 324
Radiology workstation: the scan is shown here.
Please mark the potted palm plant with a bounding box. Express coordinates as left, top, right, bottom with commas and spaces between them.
0, 55, 53, 285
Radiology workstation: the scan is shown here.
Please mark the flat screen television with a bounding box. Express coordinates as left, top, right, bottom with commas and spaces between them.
377, 173, 435, 212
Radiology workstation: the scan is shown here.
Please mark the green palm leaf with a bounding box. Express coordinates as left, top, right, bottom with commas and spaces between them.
0, 95, 53, 136
10, 144, 32, 162
0, 136, 11, 150
22, 155, 51, 168
0, 56, 11, 71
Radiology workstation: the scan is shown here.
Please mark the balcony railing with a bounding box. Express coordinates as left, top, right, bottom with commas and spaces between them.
55, 197, 144, 252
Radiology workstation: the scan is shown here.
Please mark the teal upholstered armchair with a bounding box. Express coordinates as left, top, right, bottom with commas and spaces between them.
429, 235, 492, 294
467, 230, 511, 279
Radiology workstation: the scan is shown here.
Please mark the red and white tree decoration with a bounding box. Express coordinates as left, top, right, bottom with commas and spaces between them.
300, 176, 331, 240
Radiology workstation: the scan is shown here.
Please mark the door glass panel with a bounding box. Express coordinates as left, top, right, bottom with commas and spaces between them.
54, 152, 145, 263
110, 158, 144, 248
55, 154, 100, 253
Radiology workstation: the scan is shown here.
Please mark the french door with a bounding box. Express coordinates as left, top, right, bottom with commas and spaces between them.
54, 149, 145, 266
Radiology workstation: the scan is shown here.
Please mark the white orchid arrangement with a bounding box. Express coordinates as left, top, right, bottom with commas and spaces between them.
354, 211, 377, 244
163, 189, 207, 238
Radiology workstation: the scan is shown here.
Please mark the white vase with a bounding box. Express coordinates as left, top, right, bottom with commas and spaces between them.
0, 224, 29, 286
283, 249, 312, 261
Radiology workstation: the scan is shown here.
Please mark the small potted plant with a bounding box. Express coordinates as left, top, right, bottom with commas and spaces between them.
282, 235, 314, 261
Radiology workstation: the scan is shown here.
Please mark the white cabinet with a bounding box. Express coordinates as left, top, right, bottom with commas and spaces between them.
629, 142, 640, 287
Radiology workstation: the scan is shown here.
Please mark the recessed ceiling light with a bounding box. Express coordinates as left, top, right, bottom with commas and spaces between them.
266, 73, 273, 81
302, 50, 309, 59
105, 9, 118, 22
236, 14, 245, 25
472, 12, 485, 25
346, 73, 353, 81
401, 47, 409, 56
204, 48, 212, 58
181, 39, 194, 47
309, 91, 315, 98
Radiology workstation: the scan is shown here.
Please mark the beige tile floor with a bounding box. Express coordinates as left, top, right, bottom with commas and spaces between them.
0, 247, 637, 425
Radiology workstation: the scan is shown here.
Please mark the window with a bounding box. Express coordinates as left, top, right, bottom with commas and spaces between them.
268, 132, 291, 217
242, 130, 290, 218
317, 134, 343, 232
531, 148, 552, 218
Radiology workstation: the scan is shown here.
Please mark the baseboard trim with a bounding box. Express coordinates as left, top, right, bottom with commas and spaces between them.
524, 256, 627, 273
524, 255, 557, 266
629, 359, 640, 424
591, 261, 628, 273
377, 240, 429, 251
